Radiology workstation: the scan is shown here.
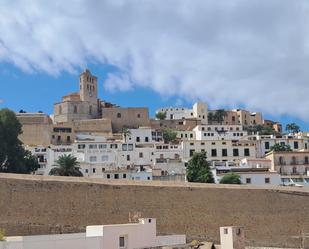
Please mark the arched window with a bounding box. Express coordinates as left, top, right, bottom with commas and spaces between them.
117, 113, 121, 118
74, 105, 77, 114
279, 156, 284, 165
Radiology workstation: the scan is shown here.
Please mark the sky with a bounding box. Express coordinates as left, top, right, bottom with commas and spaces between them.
0, 0, 309, 130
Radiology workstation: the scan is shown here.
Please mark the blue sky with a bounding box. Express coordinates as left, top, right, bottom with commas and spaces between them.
1, 1, 309, 131
1, 63, 309, 131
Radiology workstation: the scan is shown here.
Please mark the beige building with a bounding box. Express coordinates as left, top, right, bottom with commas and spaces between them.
54, 70, 100, 123
102, 107, 150, 132
17, 113, 52, 146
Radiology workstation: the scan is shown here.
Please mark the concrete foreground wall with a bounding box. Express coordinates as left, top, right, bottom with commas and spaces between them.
0, 174, 309, 248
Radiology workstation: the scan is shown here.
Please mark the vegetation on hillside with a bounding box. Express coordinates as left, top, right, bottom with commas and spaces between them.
285, 123, 300, 134
155, 111, 167, 120
219, 173, 241, 184
162, 128, 178, 144
244, 124, 279, 135
270, 143, 292, 152
208, 109, 227, 125
49, 154, 83, 177
0, 108, 39, 174
186, 152, 214, 183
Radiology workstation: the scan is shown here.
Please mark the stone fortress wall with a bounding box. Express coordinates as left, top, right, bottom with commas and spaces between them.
0, 174, 308, 248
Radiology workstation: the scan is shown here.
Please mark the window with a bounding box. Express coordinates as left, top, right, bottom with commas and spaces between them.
222, 149, 228, 157
89, 144, 97, 149
127, 155, 130, 161
117, 113, 121, 118
280, 142, 285, 146
85, 169, 88, 173
279, 156, 284, 165
211, 149, 217, 157
244, 148, 250, 156
189, 149, 195, 157
305, 156, 309, 164
236, 228, 241, 236
89, 156, 97, 162
136, 137, 140, 142
101, 155, 108, 161
122, 144, 128, 151
99, 144, 107, 149
190, 133, 193, 138
114, 174, 119, 179
233, 149, 239, 157
265, 142, 270, 150
89, 105, 92, 115
246, 178, 251, 184
123, 174, 127, 179
78, 144, 86, 149
292, 167, 297, 174
224, 228, 228, 234
145, 137, 149, 142
119, 236, 125, 248
107, 174, 110, 179
92, 168, 96, 173
57, 136, 61, 141
139, 152, 143, 158
137, 113, 141, 118
128, 144, 133, 151
74, 105, 77, 114
265, 178, 270, 184
102, 168, 105, 172
292, 156, 297, 165
66, 136, 71, 142
294, 141, 299, 149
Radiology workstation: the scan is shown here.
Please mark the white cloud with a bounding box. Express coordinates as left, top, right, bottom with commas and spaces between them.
0, 0, 309, 119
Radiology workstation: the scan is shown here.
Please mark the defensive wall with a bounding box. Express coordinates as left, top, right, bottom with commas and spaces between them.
0, 174, 308, 247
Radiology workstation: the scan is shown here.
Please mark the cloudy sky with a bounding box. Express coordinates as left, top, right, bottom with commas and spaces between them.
0, 0, 309, 128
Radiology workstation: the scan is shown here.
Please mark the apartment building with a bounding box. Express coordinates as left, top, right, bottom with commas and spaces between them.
182, 139, 256, 163
247, 134, 309, 157
265, 151, 309, 186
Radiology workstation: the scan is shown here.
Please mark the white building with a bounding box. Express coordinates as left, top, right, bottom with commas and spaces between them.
182, 139, 256, 163
246, 134, 309, 157
0, 218, 186, 249
157, 102, 208, 124
220, 226, 245, 249
212, 166, 281, 186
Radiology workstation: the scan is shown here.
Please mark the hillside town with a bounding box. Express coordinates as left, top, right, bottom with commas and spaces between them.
14, 69, 309, 187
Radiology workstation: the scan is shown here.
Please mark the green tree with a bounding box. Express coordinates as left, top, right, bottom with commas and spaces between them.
156, 111, 167, 120
0, 108, 39, 174
220, 173, 241, 184
244, 125, 279, 135
186, 152, 214, 183
162, 128, 177, 144
207, 112, 215, 124
214, 109, 227, 125
49, 154, 83, 177
270, 143, 292, 152
121, 127, 131, 143
285, 123, 300, 134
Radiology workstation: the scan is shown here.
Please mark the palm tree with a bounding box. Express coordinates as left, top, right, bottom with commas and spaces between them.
121, 127, 131, 142
49, 154, 83, 177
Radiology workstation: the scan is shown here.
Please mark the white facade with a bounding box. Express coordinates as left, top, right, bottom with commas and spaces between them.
247, 134, 309, 157
220, 226, 245, 249
192, 125, 247, 141
0, 218, 186, 249
212, 167, 281, 186
182, 139, 256, 163
157, 102, 208, 124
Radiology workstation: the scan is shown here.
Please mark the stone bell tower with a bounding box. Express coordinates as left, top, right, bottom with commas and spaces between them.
79, 69, 98, 104
79, 69, 98, 117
